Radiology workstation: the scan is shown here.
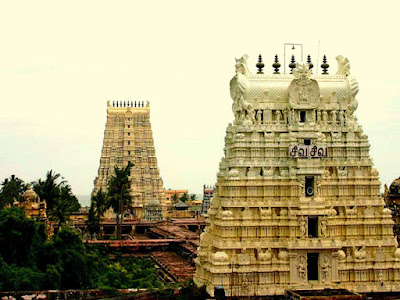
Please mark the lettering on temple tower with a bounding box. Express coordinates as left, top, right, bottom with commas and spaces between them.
194, 54, 400, 297
93, 101, 165, 218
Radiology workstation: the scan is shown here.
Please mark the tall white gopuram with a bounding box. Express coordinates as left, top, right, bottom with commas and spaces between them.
93, 101, 165, 218
194, 54, 400, 296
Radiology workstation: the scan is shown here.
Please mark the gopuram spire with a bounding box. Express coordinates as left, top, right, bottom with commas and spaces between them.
194, 54, 400, 297
93, 100, 165, 219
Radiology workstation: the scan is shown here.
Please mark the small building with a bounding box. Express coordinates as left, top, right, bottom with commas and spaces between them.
144, 199, 163, 221
165, 189, 189, 202
167, 201, 195, 218
201, 184, 214, 214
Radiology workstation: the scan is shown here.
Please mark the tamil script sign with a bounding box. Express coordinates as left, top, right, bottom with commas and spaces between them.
289, 145, 328, 158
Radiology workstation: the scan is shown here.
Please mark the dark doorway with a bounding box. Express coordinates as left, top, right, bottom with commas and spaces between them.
300, 111, 306, 123
308, 217, 318, 237
305, 176, 314, 197
307, 253, 319, 280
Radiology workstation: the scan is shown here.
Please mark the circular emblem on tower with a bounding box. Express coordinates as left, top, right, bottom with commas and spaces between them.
289, 63, 320, 109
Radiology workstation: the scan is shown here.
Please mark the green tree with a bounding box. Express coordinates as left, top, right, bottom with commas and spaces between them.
87, 189, 108, 236
33, 170, 66, 211
172, 193, 178, 204
0, 207, 47, 267
41, 226, 93, 289
107, 163, 133, 240
0, 175, 27, 208
179, 193, 188, 203
0, 206, 164, 292
190, 194, 196, 200
34, 170, 80, 223
51, 185, 80, 225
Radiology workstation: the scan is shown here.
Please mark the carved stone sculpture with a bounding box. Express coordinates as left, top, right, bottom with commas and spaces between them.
320, 256, 331, 283
194, 54, 400, 297
299, 215, 307, 237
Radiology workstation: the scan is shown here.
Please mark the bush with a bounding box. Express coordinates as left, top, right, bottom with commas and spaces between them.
0, 207, 164, 292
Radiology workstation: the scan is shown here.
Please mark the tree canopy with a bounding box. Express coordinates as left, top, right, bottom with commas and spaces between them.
107, 163, 133, 239
179, 193, 188, 203
87, 189, 108, 236
0, 175, 27, 208
33, 170, 80, 224
0, 206, 163, 292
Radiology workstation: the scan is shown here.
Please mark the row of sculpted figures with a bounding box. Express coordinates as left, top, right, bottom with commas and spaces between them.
236, 106, 352, 127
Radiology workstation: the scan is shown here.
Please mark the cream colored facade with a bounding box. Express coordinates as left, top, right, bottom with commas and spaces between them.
194, 55, 400, 296
93, 101, 165, 218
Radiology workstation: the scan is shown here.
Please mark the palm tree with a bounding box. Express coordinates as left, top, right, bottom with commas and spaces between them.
172, 193, 178, 204
0, 175, 27, 208
107, 163, 133, 240
33, 170, 66, 211
87, 189, 108, 236
92, 188, 108, 217
50, 197, 71, 225
34, 170, 80, 224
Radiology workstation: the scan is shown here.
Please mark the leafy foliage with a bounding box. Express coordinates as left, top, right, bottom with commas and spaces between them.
172, 193, 178, 204
87, 189, 108, 236
0, 207, 164, 292
0, 175, 27, 208
0, 207, 47, 268
107, 163, 133, 213
179, 193, 188, 203
33, 170, 80, 224
107, 163, 133, 239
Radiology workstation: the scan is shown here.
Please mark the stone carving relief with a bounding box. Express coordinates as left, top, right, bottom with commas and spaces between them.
338, 167, 348, 178
297, 256, 307, 282
228, 168, 239, 177
319, 255, 332, 283
278, 250, 289, 262
199, 227, 212, 247
289, 64, 320, 109
375, 246, 385, 263
353, 246, 367, 261
213, 251, 229, 264
260, 207, 272, 218
338, 250, 346, 262
299, 215, 307, 237
242, 207, 253, 219
232, 95, 255, 125
262, 167, 274, 177
238, 248, 251, 265
235, 54, 250, 76
320, 217, 328, 237
258, 248, 273, 263
336, 55, 351, 76
221, 209, 234, 220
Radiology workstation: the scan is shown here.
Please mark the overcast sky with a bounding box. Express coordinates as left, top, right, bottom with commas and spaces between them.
1, 1, 399, 200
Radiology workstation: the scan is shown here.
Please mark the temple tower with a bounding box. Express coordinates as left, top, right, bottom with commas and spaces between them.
194, 54, 400, 296
93, 100, 165, 218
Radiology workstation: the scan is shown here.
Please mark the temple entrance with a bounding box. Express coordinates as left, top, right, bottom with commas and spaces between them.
307, 253, 319, 281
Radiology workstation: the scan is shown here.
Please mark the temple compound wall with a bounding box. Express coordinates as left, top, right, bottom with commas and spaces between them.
194, 54, 400, 297
93, 101, 165, 219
